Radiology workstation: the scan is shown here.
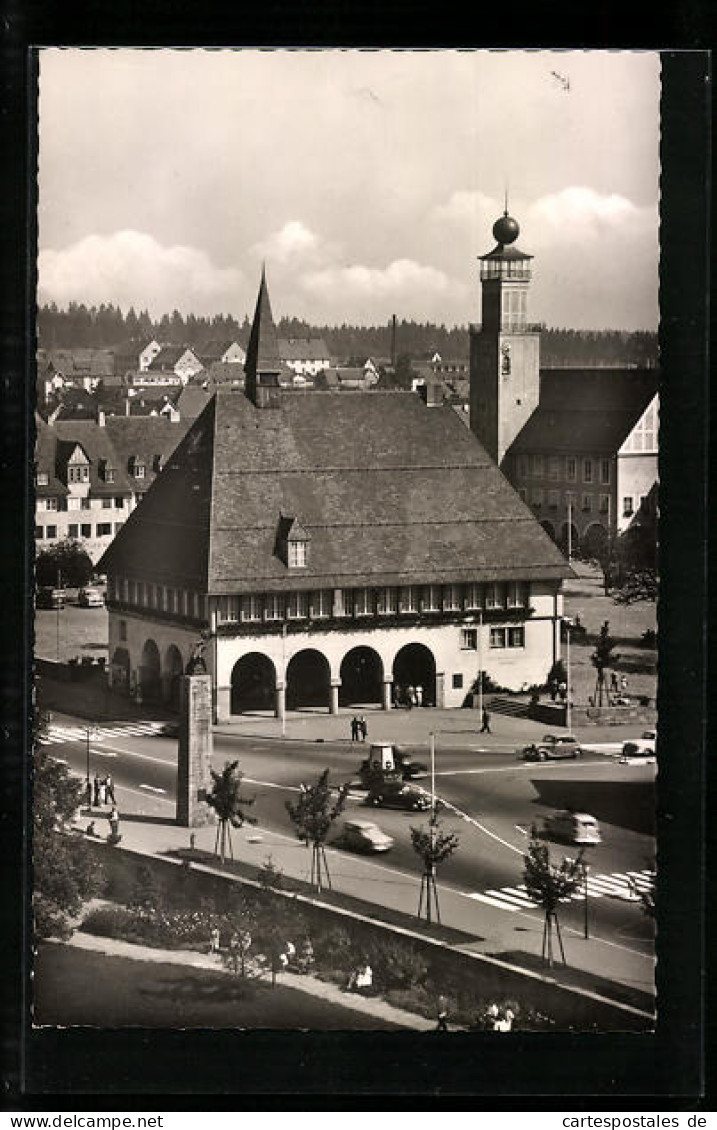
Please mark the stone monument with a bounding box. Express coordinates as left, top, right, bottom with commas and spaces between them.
176, 640, 213, 827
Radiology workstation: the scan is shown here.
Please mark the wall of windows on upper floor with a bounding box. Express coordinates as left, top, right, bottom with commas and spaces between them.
512, 453, 612, 486
106, 578, 532, 626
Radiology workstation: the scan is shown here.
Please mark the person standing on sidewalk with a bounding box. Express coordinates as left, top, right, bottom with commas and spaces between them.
358, 715, 367, 742
350, 716, 359, 742
84, 777, 93, 810
93, 773, 101, 807
105, 774, 116, 804
480, 708, 491, 734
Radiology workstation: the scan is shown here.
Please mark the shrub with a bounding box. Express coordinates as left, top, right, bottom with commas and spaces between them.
363, 937, 429, 991
311, 925, 358, 969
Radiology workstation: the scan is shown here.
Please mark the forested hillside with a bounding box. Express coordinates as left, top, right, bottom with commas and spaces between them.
37, 303, 658, 369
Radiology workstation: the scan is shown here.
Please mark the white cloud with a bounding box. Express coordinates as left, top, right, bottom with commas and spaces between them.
429, 185, 658, 329
297, 258, 467, 323
38, 230, 245, 316
253, 220, 320, 265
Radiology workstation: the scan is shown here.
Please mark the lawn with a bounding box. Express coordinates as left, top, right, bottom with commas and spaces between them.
34, 942, 406, 1030
562, 561, 657, 706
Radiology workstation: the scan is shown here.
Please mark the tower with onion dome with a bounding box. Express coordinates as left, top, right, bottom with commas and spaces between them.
469, 205, 541, 465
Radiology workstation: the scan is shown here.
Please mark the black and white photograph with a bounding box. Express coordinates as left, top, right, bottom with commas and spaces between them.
29, 47, 671, 1048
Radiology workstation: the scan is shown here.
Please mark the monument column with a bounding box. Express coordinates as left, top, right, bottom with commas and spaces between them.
382, 679, 393, 711
275, 681, 286, 721
177, 665, 213, 827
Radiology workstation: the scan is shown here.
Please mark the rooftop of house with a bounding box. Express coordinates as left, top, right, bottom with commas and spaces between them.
102, 415, 188, 486
98, 387, 571, 594
147, 345, 199, 370
278, 337, 332, 362
196, 339, 245, 362
507, 368, 659, 455
36, 417, 135, 496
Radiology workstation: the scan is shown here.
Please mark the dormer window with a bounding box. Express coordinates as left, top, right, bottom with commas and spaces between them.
288, 539, 307, 568
36, 472, 48, 486
277, 515, 310, 569
68, 464, 90, 484
152, 454, 163, 473
129, 456, 146, 479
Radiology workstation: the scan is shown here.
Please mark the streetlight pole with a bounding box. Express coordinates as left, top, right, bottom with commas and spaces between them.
565, 623, 572, 732
56, 567, 62, 662
583, 852, 590, 940
567, 501, 572, 563
281, 621, 287, 738
477, 610, 484, 721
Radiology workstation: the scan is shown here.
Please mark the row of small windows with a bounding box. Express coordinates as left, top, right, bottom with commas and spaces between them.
36, 522, 124, 540
515, 455, 611, 485
213, 582, 530, 625
36, 457, 162, 488
519, 488, 610, 514
39, 497, 127, 511
108, 577, 209, 621
460, 625, 525, 650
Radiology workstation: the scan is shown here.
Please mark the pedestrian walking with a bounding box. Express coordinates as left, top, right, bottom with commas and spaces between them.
610, 671, 618, 694
99, 778, 107, 806
209, 927, 221, 955
436, 995, 449, 1031
350, 716, 359, 742
84, 777, 92, 809
92, 773, 101, 807
416, 684, 423, 707
105, 774, 116, 804
406, 685, 414, 710
358, 715, 367, 742
558, 680, 567, 702
620, 674, 628, 693
480, 708, 491, 734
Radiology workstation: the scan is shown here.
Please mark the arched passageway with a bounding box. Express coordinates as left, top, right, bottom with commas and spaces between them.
559, 522, 580, 557
231, 652, 276, 714
139, 638, 161, 701
393, 643, 436, 707
286, 648, 331, 711
339, 646, 383, 707
164, 644, 184, 710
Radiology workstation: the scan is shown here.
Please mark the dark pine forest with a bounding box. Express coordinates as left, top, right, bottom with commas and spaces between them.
37, 303, 659, 370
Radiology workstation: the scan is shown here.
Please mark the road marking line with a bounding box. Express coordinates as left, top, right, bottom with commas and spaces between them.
139, 784, 167, 794
468, 892, 520, 912
486, 890, 536, 908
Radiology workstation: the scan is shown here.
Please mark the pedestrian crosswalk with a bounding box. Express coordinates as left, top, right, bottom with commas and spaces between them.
40, 721, 169, 746
468, 869, 655, 914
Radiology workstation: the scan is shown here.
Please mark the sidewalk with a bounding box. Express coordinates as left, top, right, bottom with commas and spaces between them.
91, 808, 655, 1019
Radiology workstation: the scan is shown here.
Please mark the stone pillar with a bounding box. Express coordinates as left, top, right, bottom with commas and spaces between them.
435, 672, 446, 709
330, 680, 341, 715
382, 679, 393, 711
160, 672, 172, 704
275, 681, 286, 721
176, 673, 213, 827
215, 684, 231, 724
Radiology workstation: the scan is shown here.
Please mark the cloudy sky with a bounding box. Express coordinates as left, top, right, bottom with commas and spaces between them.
38, 49, 660, 330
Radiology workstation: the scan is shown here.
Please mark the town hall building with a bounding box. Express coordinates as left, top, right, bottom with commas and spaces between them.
99, 265, 571, 722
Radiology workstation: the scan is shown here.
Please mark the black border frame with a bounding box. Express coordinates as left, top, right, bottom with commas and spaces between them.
0, 11, 710, 1107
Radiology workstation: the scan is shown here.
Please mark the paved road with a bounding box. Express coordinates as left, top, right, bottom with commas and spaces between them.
43, 713, 656, 956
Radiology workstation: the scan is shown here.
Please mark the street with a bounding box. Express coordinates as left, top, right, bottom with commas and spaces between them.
43, 713, 656, 957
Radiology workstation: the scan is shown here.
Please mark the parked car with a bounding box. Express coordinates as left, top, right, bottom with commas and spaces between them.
337, 819, 394, 854
521, 734, 582, 761
77, 587, 105, 608
366, 783, 431, 812
36, 586, 66, 610
620, 731, 656, 763
544, 810, 602, 845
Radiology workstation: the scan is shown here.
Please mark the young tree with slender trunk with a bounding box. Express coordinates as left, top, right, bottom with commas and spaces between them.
523, 835, 584, 967
285, 769, 349, 893
410, 816, 459, 925
591, 620, 620, 707
205, 760, 256, 864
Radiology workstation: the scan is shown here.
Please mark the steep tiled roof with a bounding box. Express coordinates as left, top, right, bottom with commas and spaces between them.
46, 419, 135, 495
244, 270, 282, 383
196, 339, 245, 363
103, 416, 188, 491
148, 345, 199, 370
176, 384, 212, 419
508, 368, 658, 454
279, 337, 331, 362
99, 388, 570, 592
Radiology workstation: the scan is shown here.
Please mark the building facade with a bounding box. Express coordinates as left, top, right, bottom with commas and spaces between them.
469, 209, 659, 558
99, 271, 570, 720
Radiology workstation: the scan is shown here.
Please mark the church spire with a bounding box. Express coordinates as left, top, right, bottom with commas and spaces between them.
244, 267, 282, 407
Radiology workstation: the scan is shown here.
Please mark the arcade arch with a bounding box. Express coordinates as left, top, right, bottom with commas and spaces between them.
392, 642, 436, 707
230, 652, 276, 714
339, 646, 383, 707
163, 644, 184, 710
286, 648, 331, 711
139, 638, 161, 702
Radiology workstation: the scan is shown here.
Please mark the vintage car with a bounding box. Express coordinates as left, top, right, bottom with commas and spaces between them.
521, 734, 583, 761
543, 810, 602, 845
77, 587, 105, 607
36, 586, 66, 610
337, 819, 395, 854
366, 783, 431, 812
